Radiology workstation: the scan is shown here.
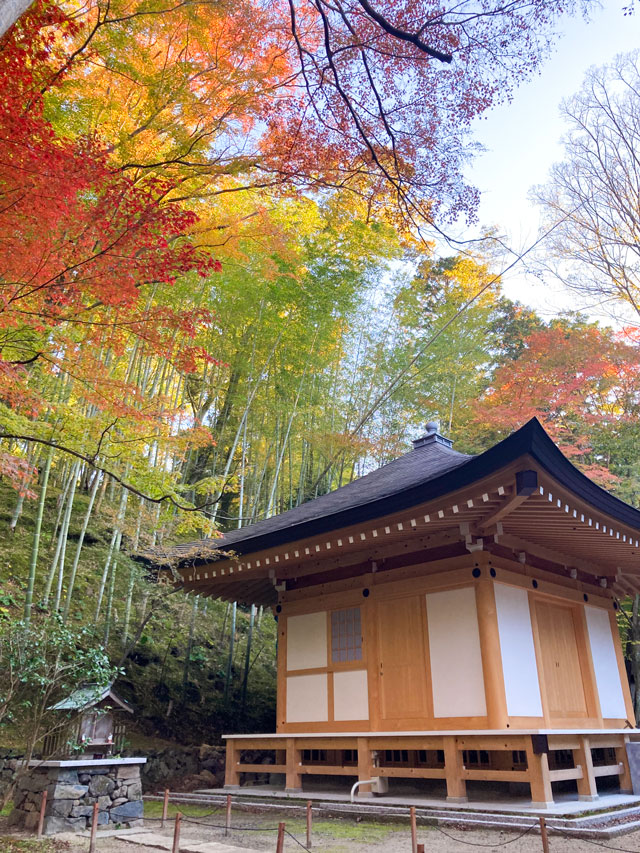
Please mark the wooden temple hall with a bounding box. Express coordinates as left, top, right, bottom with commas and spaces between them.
168, 418, 640, 807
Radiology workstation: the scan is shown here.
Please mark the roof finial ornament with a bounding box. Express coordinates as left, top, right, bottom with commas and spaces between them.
412, 420, 453, 450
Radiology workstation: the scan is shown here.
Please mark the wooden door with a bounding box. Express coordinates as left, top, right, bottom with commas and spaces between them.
376, 595, 429, 722
535, 600, 588, 720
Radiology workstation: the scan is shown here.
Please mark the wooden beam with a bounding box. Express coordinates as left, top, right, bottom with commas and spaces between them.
476, 471, 538, 532
497, 532, 607, 577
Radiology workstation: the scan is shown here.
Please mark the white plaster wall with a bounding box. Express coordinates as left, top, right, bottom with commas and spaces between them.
426, 587, 487, 718
286, 674, 329, 722
286, 612, 327, 671
585, 605, 627, 719
494, 583, 543, 717
333, 670, 369, 721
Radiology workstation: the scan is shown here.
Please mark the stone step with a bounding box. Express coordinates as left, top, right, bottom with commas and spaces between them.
117, 832, 261, 853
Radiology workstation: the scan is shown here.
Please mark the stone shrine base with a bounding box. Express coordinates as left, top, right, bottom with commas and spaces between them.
9, 757, 146, 834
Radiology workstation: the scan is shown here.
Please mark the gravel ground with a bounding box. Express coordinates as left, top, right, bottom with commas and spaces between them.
28, 814, 640, 853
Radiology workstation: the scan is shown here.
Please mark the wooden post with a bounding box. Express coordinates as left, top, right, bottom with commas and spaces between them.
285, 737, 302, 792
475, 577, 509, 729
226, 793, 232, 836
306, 800, 312, 848
357, 736, 374, 797
539, 816, 549, 853
276, 821, 285, 853
88, 802, 99, 853
161, 788, 170, 828
525, 737, 553, 807
172, 812, 182, 853
443, 736, 467, 802
410, 806, 417, 853
417, 846, 425, 853
36, 789, 47, 838
574, 735, 598, 801
616, 736, 633, 795
224, 739, 240, 788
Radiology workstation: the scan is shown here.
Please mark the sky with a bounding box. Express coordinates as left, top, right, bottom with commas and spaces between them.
462, 0, 640, 318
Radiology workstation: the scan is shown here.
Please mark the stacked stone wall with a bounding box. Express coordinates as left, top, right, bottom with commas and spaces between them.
9, 763, 144, 834
0, 749, 22, 800
1, 744, 226, 802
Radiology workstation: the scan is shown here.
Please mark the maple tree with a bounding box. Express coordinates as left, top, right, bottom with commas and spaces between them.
473, 320, 640, 489
30, 0, 595, 235
0, 0, 221, 505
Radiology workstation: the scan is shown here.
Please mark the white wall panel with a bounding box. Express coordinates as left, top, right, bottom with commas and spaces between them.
494, 583, 543, 717
286, 612, 327, 671
333, 670, 369, 721
426, 587, 487, 718
585, 606, 627, 719
286, 674, 328, 722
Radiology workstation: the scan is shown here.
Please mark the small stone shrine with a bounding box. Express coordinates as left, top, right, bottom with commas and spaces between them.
11, 683, 146, 834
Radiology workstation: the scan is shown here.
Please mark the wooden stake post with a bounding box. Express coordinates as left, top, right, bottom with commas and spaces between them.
88, 802, 99, 853
417, 846, 425, 853
410, 806, 417, 853
276, 821, 285, 853
172, 812, 182, 853
306, 800, 313, 848
37, 789, 47, 838
161, 788, 170, 828
226, 793, 232, 836
539, 816, 549, 853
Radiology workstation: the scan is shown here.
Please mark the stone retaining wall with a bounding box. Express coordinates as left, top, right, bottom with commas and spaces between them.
9, 760, 144, 834
0, 744, 226, 800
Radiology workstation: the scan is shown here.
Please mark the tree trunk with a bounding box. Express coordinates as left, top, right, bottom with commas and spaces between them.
43, 461, 79, 609
103, 558, 117, 646
0, 0, 35, 39
241, 604, 256, 710
182, 595, 199, 698
23, 448, 53, 623
122, 566, 136, 643
223, 601, 237, 702
62, 470, 101, 623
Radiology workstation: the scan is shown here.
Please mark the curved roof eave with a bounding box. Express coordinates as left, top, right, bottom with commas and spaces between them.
207, 417, 640, 560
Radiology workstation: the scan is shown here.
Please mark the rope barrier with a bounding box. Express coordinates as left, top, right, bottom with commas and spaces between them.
284, 828, 313, 851
149, 810, 313, 849
147, 791, 640, 853
433, 822, 538, 847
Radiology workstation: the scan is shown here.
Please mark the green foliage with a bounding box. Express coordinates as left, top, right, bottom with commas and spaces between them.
0, 612, 116, 762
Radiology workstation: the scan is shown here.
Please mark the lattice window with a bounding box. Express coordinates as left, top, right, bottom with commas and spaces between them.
331, 607, 362, 662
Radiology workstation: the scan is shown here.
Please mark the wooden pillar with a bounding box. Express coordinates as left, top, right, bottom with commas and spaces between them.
525, 736, 553, 808
224, 739, 240, 788
574, 736, 598, 801
357, 737, 374, 797
610, 610, 636, 725
475, 578, 509, 729
285, 737, 302, 792
615, 736, 633, 795
443, 736, 467, 802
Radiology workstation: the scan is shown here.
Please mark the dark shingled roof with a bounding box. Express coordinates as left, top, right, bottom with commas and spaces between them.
157, 429, 471, 566
143, 418, 640, 567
